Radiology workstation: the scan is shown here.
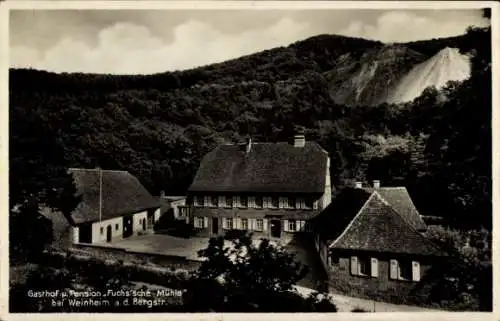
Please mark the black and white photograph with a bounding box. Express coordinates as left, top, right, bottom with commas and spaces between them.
3, 1, 496, 315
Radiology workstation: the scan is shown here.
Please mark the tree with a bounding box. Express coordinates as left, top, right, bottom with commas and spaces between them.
182, 233, 337, 312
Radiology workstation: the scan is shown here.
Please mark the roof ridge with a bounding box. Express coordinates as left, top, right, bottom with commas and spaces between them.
371, 189, 425, 230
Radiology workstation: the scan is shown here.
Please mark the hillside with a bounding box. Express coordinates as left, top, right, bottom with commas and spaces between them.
9, 26, 492, 229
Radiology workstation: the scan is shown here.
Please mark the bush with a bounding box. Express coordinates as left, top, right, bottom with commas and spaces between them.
415, 226, 492, 311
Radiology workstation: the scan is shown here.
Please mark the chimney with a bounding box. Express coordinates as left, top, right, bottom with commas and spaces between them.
355, 181, 362, 189
246, 137, 252, 153
294, 135, 306, 148
373, 180, 381, 188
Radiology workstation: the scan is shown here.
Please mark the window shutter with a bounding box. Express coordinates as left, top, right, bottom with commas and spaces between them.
283, 220, 289, 232
249, 218, 254, 230
412, 261, 421, 282
204, 217, 208, 228
263, 219, 268, 231
263, 197, 269, 208
371, 258, 379, 277
248, 196, 255, 208
234, 196, 240, 208
350, 256, 358, 275
219, 196, 225, 208
203, 196, 209, 206
222, 217, 227, 229
390, 260, 398, 280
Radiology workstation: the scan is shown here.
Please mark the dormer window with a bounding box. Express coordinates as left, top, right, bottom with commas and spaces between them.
255, 196, 263, 208
287, 197, 295, 209
305, 198, 314, 209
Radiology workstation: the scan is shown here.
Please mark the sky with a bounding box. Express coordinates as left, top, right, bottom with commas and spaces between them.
9, 9, 490, 75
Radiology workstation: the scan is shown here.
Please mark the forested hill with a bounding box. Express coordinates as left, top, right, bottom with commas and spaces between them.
9, 26, 492, 229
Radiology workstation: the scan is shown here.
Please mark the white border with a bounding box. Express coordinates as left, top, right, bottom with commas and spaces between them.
0, 1, 498, 321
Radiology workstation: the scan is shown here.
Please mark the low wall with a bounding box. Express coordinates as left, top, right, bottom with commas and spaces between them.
72, 243, 202, 271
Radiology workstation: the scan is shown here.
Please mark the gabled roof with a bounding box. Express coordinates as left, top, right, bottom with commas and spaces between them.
363, 187, 427, 231
69, 168, 160, 225
188, 141, 328, 194
313, 187, 444, 256
191, 207, 320, 220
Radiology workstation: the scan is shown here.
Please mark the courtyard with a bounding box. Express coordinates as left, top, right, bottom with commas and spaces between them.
98, 232, 327, 290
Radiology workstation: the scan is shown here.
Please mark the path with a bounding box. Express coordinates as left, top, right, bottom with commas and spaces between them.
293, 285, 442, 312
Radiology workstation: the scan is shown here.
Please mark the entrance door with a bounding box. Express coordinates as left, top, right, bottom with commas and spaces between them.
270, 220, 281, 238
212, 217, 219, 235
106, 225, 112, 242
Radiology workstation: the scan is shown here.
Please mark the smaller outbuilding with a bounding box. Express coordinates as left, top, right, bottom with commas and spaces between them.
41, 168, 161, 249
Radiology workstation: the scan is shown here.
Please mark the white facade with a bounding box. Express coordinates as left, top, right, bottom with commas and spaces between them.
154, 208, 161, 222
91, 216, 124, 243
132, 210, 148, 233
72, 208, 161, 244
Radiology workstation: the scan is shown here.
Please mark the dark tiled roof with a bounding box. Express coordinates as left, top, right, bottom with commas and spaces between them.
312, 187, 372, 242
363, 187, 427, 231
329, 193, 444, 256
69, 168, 161, 224
188, 141, 328, 193
191, 207, 320, 220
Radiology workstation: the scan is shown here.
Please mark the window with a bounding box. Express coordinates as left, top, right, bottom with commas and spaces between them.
390, 260, 418, 281
240, 196, 248, 208
255, 196, 263, 208
210, 196, 218, 207
115, 224, 119, 231
226, 196, 233, 208
256, 219, 263, 231
271, 197, 279, 208
358, 257, 370, 276
350, 256, 378, 278
399, 262, 412, 280
226, 217, 234, 229
241, 218, 248, 230
194, 217, 205, 228
100, 227, 104, 235
194, 196, 202, 207
287, 197, 295, 209
179, 207, 189, 217
330, 254, 339, 266
288, 220, 297, 232
304, 198, 314, 209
